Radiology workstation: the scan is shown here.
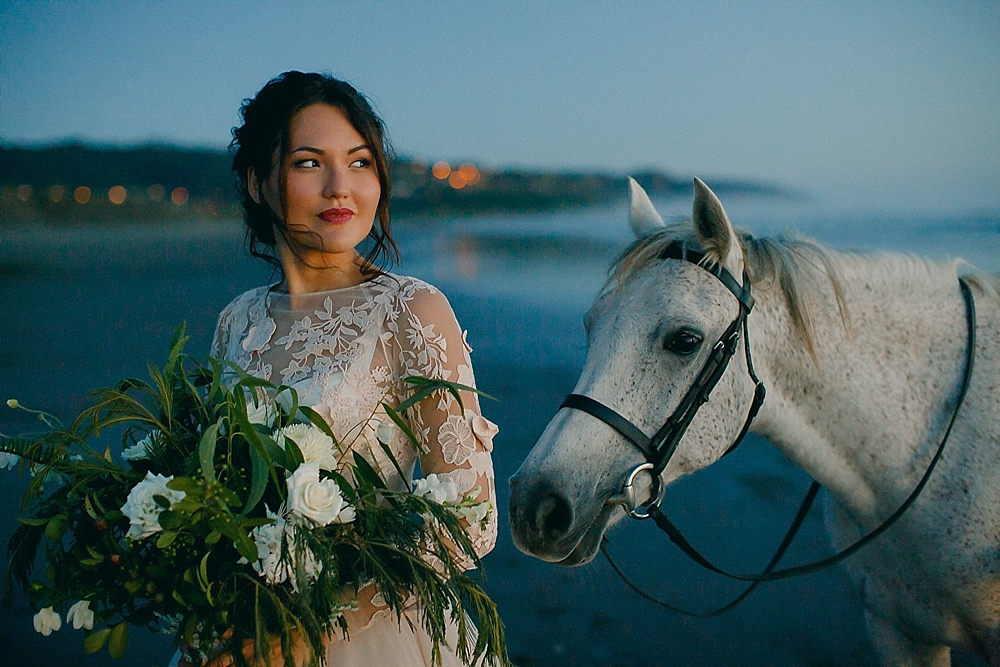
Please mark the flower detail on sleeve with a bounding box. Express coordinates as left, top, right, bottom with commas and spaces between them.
470, 413, 499, 452
243, 316, 276, 353
438, 414, 476, 466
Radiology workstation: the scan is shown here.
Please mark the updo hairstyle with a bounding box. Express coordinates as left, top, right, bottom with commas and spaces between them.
230, 71, 398, 273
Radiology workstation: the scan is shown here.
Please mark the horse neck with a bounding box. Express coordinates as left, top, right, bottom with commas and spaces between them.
749, 253, 968, 516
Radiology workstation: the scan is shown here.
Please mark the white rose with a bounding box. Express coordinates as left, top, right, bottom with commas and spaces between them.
33, 607, 61, 636
278, 424, 338, 471
67, 600, 94, 631
122, 430, 161, 461
286, 462, 355, 526
121, 472, 186, 540
413, 473, 460, 505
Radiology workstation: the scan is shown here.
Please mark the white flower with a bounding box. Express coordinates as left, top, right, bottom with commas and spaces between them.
286, 462, 355, 526
122, 430, 161, 461
246, 397, 276, 427
457, 501, 492, 525
374, 421, 396, 445
413, 473, 460, 505
250, 508, 290, 585
277, 424, 337, 471
33, 607, 61, 636
250, 507, 322, 591
67, 600, 94, 631
0, 452, 19, 470
121, 472, 186, 540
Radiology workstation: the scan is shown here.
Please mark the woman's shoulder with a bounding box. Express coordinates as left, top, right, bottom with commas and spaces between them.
218, 285, 270, 318
380, 273, 453, 314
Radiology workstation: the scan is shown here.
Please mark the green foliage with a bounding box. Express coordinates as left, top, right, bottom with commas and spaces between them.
1, 325, 509, 667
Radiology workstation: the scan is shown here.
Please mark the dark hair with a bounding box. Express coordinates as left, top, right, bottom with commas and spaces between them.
230, 71, 399, 275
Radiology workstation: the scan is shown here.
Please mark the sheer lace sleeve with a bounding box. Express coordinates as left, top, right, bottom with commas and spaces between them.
393, 282, 498, 565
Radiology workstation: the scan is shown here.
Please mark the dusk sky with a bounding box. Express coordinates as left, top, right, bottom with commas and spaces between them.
1, 1, 998, 214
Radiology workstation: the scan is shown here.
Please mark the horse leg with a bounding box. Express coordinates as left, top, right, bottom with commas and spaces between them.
865, 610, 952, 667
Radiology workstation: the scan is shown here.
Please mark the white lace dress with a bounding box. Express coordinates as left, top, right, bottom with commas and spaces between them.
209, 273, 498, 666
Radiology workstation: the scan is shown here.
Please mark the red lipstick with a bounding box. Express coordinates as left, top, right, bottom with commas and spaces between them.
318, 208, 354, 223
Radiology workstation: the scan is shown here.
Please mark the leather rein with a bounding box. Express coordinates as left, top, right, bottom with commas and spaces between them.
559, 241, 978, 616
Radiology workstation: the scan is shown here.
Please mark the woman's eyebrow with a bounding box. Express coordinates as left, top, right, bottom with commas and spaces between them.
288, 144, 371, 155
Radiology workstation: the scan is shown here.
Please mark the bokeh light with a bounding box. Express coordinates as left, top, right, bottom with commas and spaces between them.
16, 185, 32, 202
74, 186, 92, 204
171, 187, 189, 205
47, 185, 66, 202
458, 163, 481, 185
108, 185, 127, 205
147, 184, 165, 201
432, 161, 451, 180
448, 172, 467, 189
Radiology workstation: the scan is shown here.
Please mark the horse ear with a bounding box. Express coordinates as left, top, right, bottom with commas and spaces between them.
628, 177, 665, 238
692, 177, 743, 270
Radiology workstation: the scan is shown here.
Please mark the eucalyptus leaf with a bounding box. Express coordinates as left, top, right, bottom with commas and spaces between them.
108, 622, 128, 659
83, 628, 112, 654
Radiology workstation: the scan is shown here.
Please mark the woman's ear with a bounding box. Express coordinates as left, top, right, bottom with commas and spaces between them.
247, 167, 262, 205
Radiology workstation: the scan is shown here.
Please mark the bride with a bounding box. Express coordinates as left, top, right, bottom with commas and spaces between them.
180, 71, 498, 666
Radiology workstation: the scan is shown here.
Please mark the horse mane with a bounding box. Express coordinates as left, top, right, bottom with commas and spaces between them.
608, 222, 851, 360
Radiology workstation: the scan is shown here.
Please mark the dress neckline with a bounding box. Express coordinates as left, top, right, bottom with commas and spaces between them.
264, 274, 397, 312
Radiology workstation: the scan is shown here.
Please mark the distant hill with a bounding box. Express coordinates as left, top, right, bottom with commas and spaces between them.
0, 142, 789, 223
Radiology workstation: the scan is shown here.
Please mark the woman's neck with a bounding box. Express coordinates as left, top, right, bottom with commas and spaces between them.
277, 245, 367, 294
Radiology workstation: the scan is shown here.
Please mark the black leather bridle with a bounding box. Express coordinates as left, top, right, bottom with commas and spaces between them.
558, 241, 978, 615
561, 240, 766, 518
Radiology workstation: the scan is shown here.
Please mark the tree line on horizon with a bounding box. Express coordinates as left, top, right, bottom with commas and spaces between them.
0, 141, 785, 223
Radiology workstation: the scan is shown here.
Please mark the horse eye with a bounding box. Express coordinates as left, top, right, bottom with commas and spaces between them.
664, 329, 703, 355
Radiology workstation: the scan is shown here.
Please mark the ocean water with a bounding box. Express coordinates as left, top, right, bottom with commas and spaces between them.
0, 198, 996, 666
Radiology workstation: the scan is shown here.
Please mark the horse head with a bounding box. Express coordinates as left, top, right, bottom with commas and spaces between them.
509, 178, 764, 564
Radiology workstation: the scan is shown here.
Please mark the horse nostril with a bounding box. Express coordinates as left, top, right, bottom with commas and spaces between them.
537, 491, 573, 539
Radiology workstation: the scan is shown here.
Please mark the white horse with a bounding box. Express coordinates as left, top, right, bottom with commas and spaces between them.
509, 178, 1000, 666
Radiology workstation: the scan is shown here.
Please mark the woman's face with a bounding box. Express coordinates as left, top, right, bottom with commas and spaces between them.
255, 103, 381, 267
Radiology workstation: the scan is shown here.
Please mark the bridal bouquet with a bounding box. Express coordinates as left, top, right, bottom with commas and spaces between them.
1, 326, 508, 667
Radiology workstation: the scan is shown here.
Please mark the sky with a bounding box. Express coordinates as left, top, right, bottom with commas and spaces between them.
1, 1, 998, 214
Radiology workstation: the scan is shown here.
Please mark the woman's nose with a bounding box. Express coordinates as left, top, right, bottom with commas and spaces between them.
323, 166, 349, 198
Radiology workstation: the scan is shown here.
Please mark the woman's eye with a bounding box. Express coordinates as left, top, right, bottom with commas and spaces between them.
350, 157, 372, 168
294, 158, 319, 168
664, 329, 703, 355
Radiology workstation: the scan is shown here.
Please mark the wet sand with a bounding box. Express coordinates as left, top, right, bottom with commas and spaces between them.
0, 220, 988, 666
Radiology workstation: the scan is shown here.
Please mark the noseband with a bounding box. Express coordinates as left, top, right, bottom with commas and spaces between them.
560, 241, 766, 518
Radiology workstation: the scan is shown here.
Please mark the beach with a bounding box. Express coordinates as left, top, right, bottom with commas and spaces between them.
1, 201, 996, 666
